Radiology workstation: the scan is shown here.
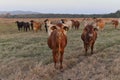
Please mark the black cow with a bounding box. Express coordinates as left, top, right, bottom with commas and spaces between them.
16, 21, 30, 32
44, 19, 48, 32
15, 21, 24, 31
23, 22, 30, 32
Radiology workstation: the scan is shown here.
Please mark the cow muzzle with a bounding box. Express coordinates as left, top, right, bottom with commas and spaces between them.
89, 33, 93, 37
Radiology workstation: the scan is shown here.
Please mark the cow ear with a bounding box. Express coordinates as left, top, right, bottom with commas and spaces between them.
84, 27, 88, 31
94, 28, 98, 31
63, 26, 69, 31
50, 26, 57, 30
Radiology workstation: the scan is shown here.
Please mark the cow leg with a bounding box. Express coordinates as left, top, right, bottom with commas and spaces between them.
75, 26, 77, 30
77, 26, 79, 30
23, 26, 25, 31
18, 26, 20, 31
52, 50, 59, 69
91, 43, 94, 54
45, 24, 48, 32
28, 26, 30, 31
60, 50, 64, 69
40, 26, 42, 31
84, 43, 88, 56
115, 25, 117, 29
25, 26, 27, 32
31, 26, 33, 31
19, 27, 22, 31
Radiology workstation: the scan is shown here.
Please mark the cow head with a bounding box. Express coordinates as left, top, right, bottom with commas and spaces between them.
48, 24, 69, 36
30, 20, 34, 22
15, 21, 19, 23
84, 25, 97, 43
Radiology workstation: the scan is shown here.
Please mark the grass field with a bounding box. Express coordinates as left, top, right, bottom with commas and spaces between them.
0, 18, 120, 80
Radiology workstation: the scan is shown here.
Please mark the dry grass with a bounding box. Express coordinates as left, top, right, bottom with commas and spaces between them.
0, 18, 120, 80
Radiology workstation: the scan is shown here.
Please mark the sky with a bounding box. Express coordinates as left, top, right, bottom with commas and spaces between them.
0, 0, 120, 14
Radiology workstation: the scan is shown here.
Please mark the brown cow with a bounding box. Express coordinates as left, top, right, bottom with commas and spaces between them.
47, 23, 69, 70
111, 20, 119, 29
95, 19, 105, 31
81, 25, 97, 56
71, 20, 80, 30
30, 20, 42, 32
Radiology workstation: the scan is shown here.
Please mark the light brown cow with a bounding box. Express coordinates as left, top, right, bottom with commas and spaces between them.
94, 19, 105, 31
47, 23, 69, 70
61, 19, 72, 30
30, 20, 42, 32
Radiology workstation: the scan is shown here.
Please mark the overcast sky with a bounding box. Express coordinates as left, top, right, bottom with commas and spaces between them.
0, 0, 120, 14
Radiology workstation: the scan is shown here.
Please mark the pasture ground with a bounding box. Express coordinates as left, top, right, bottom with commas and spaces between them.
0, 18, 120, 80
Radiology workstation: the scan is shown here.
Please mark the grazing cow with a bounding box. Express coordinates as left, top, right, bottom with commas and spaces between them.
71, 20, 80, 30
15, 21, 24, 31
111, 20, 119, 29
47, 22, 69, 69
81, 25, 97, 56
30, 20, 42, 32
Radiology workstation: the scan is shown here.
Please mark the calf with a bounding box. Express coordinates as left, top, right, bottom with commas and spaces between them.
81, 25, 97, 56
47, 23, 69, 69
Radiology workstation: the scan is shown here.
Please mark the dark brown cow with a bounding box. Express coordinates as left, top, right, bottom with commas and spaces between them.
47, 24, 68, 70
111, 20, 119, 29
81, 25, 97, 56
71, 20, 80, 30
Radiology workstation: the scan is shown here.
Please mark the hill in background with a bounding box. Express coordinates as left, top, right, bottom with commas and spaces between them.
0, 10, 39, 15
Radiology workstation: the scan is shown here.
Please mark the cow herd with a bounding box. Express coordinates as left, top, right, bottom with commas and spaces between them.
16, 21, 30, 32
15, 20, 42, 32
15, 18, 119, 70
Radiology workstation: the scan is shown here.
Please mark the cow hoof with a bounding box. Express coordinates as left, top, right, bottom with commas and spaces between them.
91, 52, 93, 55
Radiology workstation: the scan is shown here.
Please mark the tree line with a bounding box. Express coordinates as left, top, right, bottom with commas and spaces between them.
1, 10, 120, 18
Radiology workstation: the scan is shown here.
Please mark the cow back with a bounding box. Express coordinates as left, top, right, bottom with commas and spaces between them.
48, 29, 67, 50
